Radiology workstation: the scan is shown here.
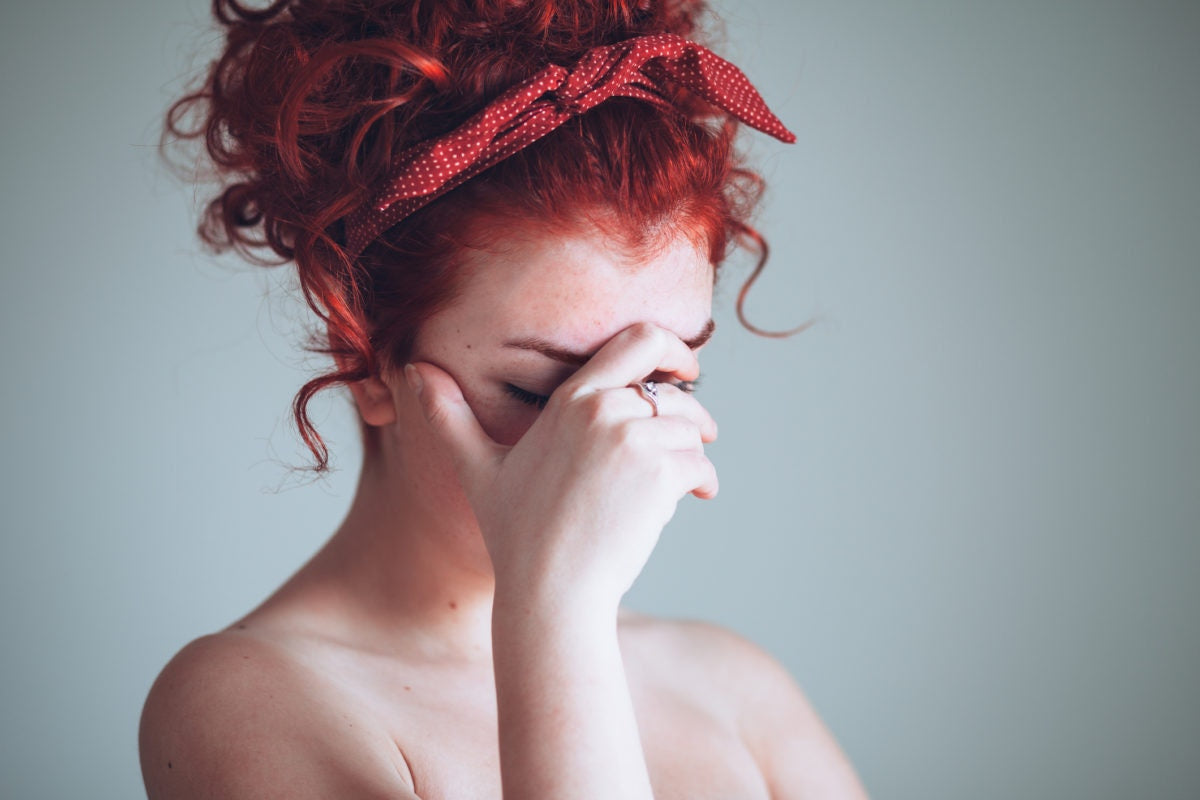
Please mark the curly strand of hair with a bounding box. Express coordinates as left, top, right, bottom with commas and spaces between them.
290, 372, 337, 472
277, 40, 452, 185
198, 184, 285, 262
293, 236, 365, 335
289, 235, 379, 472
732, 220, 816, 339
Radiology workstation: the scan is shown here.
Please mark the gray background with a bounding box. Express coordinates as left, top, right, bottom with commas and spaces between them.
1, 1, 1197, 798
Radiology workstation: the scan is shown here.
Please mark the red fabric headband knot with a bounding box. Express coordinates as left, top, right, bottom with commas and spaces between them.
551, 93, 587, 116
344, 32, 796, 258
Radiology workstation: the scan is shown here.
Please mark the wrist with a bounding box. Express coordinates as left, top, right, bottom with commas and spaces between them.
492, 576, 620, 632
492, 556, 626, 617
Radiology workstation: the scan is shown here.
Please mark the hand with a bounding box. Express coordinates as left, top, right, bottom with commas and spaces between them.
406, 322, 719, 608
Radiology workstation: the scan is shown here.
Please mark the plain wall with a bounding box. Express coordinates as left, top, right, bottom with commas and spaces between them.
1, 1, 1197, 798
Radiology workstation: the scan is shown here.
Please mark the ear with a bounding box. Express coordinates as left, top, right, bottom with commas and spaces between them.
333, 352, 397, 427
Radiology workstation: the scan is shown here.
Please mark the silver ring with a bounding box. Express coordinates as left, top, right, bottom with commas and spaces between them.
635, 380, 660, 417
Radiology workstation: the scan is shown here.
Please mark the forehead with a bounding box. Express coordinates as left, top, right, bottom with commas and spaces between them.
445, 226, 714, 348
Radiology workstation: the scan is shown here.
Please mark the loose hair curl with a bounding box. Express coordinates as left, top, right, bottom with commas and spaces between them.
165, 0, 803, 472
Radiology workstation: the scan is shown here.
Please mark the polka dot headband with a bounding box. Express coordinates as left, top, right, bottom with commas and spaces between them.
344, 33, 796, 258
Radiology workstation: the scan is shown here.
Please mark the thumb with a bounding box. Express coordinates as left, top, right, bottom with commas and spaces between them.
404, 362, 504, 488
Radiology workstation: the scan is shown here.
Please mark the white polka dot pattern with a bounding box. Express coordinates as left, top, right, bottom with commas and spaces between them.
344, 33, 795, 258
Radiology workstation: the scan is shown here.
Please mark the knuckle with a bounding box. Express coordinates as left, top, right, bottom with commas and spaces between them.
565, 388, 617, 428
626, 321, 661, 343
668, 414, 698, 439
652, 462, 674, 493
612, 418, 642, 451
556, 376, 589, 403
423, 399, 452, 431
692, 449, 715, 474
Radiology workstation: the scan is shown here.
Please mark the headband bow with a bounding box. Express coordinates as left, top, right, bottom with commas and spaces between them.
344, 33, 795, 258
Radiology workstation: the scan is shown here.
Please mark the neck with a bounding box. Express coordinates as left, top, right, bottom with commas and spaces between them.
278, 441, 498, 665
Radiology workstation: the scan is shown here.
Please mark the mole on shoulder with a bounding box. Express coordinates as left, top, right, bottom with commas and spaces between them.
167, 762, 172, 769
237, 624, 247, 630
404, 685, 412, 691
449, 601, 458, 610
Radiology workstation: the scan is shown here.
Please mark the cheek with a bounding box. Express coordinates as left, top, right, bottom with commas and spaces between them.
409, 327, 540, 446
459, 388, 540, 448
408, 341, 530, 445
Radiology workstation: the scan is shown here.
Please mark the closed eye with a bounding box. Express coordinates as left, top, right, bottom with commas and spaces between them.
504, 383, 550, 409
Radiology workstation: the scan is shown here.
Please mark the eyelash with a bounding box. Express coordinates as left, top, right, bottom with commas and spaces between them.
505, 384, 551, 409
504, 378, 701, 410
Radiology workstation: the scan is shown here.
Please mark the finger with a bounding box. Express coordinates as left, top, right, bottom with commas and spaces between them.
560, 323, 699, 398
621, 415, 705, 453
647, 383, 718, 443
615, 417, 716, 496
612, 383, 718, 443
673, 449, 720, 499
405, 362, 505, 488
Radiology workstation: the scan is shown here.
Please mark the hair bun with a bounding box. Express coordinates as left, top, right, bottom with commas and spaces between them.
167, 1, 717, 247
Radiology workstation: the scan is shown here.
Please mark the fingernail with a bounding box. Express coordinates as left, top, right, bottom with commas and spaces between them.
404, 363, 423, 395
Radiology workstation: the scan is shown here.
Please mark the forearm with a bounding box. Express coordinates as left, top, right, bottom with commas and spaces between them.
491, 587, 654, 800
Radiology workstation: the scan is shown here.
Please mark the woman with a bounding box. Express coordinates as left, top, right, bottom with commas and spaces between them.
140, 1, 870, 797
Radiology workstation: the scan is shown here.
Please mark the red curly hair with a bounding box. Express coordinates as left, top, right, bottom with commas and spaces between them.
165, 0, 802, 471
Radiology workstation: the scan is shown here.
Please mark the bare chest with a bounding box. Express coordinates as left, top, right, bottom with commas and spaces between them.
364, 668, 770, 800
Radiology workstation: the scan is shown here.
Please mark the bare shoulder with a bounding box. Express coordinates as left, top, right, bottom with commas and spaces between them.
617, 609, 812, 710
139, 628, 416, 799
618, 610, 871, 800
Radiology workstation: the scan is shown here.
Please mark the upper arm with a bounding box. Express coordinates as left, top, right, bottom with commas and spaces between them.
691, 623, 871, 800
138, 634, 418, 800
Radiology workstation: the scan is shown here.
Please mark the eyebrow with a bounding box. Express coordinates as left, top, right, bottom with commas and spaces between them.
504, 319, 716, 366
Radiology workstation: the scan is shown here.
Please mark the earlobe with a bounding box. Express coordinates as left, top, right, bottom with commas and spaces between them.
331, 345, 397, 427
346, 374, 397, 427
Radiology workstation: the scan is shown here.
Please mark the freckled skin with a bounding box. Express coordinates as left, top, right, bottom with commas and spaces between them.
411, 232, 714, 447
